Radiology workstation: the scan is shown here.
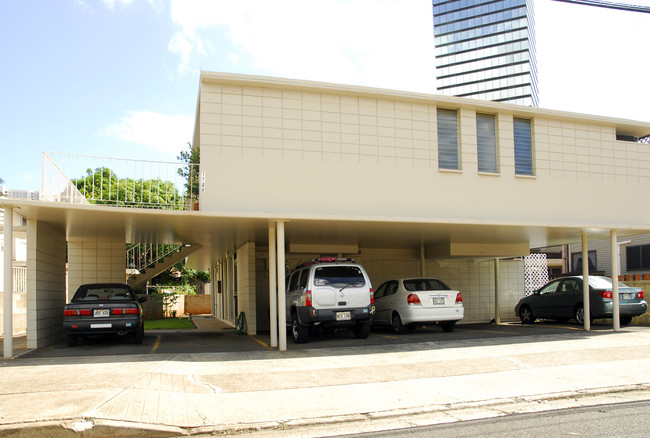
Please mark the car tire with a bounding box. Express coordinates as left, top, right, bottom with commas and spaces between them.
391, 313, 407, 334
353, 321, 371, 339
574, 304, 592, 325
67, 334, 78, 347
519, 305, 535, 324
133, 326, 144, 344
291, 313, 310, 344
620, 315, 633, 326
440, 321, 456, 333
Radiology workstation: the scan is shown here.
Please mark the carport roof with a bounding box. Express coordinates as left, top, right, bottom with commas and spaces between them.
3, 198, 649, 270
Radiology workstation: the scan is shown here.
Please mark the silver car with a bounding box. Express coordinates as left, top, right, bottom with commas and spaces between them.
373, 278, 464, 333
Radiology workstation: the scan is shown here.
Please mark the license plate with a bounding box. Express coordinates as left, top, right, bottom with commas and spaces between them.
94, 309, 110, 317
433, 297, 445, 305
622, 293, 633, 300
336, 311, 351, 321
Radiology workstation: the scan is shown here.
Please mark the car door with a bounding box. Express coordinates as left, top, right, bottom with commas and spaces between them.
374, 280, 398, 324
528, 279, 561, 318
554, 278, 582, 319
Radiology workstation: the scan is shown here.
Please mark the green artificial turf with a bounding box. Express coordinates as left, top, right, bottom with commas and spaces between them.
144, 317, 195, 330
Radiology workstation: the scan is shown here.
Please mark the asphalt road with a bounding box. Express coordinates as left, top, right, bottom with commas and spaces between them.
339, 400, 650, 438
19, 320, 621, 359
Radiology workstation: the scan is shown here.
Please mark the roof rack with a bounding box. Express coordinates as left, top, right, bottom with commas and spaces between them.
292, 256, 355, 270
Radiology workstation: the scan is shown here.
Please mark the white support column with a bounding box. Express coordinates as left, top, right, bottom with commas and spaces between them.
3, 207, 14, 358
268, 222, 278, 348
494, 258, 500, 324
420, 243, 426, 277
610, 230, 620, 331
277, 221, 287, 351
581, 232, 591, 331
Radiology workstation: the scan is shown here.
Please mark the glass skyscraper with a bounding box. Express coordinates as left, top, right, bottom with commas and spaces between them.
433, 0, 538, 106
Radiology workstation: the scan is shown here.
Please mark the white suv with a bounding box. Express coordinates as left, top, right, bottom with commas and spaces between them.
285, 257, 375, 343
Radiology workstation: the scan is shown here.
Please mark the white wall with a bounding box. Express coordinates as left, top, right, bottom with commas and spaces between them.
67, 237, 126, 297
197, 75, 650, 232
26, 221, 67, 348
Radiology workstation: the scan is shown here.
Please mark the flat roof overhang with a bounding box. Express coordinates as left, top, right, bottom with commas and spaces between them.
3, 199, 650, 270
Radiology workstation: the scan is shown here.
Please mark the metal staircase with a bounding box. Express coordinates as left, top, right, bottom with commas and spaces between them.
126, 243, 201, 291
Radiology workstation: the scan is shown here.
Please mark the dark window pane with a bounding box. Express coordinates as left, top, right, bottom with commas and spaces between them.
438, 109, 459, 170
514, 118, 533, 175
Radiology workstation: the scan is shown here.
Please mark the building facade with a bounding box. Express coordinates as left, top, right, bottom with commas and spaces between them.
433, 0, 538, 106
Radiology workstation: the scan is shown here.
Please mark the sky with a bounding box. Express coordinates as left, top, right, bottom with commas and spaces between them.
1, 0, 649, 192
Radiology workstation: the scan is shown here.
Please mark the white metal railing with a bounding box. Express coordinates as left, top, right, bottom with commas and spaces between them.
42, 152, 199, 210
13, 267, 26, 293
126, 243, 183, 273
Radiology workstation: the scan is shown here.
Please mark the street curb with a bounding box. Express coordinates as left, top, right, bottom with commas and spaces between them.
1, 384, 649, 437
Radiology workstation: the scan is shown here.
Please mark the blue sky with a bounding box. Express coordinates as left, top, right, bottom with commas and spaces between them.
2, 0, 649, 191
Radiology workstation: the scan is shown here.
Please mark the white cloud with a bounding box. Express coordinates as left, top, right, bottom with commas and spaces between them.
98, 111, 194, 155
168, 0, 435, 92
101, 0, 135, 9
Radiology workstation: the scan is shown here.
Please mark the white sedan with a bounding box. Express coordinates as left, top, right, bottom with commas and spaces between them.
372, 278, 464, 333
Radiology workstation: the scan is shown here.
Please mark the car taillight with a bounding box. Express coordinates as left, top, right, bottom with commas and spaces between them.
80, 309, 92, 316
64, 309, 78, 316
112, 308, 123, 315
638, 291, 645, 299
370, 288, 374, 304
407, 294, 421, 305
305, 290, 312, 307
124, 308, 139, 315
600, 290, 613, 299
456, 293, 463, 303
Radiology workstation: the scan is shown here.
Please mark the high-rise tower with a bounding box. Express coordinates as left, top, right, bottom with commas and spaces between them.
433, 0, 538, 106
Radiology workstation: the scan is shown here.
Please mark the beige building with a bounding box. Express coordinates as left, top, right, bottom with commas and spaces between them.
3, 72, 650, 355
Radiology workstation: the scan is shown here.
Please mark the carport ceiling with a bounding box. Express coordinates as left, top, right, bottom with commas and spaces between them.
3, 199, 647, 270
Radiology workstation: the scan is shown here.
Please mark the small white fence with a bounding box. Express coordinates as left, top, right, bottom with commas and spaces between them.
41, 152, 199, 210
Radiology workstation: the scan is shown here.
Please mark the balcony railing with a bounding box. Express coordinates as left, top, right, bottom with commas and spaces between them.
41, 152, 199, 210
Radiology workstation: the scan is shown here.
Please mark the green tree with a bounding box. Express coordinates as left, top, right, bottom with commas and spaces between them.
177, 142, 199, 201
71, 167, 184, 209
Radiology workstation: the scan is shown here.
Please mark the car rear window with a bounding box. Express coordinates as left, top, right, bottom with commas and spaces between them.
403, 279, 451, 291
588, 277, 615, 289
72, 286, 133, 301
314, 266, 366, 287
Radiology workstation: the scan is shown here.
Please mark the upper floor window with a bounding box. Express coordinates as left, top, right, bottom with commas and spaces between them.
476, 114, 497, 173
514, 118, 533, 175
438, 109, 459, 170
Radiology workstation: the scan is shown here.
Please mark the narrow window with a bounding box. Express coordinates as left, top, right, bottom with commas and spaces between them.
514, 118, 533, 175
437, 109, 459, 170
476, 114, 497, 173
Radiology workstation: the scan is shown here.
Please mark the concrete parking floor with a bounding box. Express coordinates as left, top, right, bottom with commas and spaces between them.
2, 318, 650, 436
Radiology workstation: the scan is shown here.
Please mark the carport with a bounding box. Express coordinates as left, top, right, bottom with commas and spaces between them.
3, 197, 644, 356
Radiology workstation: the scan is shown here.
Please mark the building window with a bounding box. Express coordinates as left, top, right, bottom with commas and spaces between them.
626, 244, 650, 270
476, 114, 497, 173
438, 109, 459, 170
571, 250, 597, 273
514, 118, 533, 175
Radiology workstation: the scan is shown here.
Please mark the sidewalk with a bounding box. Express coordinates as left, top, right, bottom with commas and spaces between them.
2, 321, 650, 436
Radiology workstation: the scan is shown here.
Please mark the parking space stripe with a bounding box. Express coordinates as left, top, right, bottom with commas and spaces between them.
150, 335, 161, 353
251, 336, 272, 349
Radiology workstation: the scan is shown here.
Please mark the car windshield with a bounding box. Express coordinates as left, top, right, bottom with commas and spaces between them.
72, 285, 133, 301
403, 278, 451, 291
313, 266, 365, 287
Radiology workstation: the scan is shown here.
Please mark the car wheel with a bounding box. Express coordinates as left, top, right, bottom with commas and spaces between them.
391, 313, 407, 334
291, 313, 310, 344
620, 315, 633, 326
574, 305, 592, 325
133, 326, 144, 344
353, 321, 371, 339
519, 305, 535, 324
67, 334, 78, 347
440, 321, 456, 333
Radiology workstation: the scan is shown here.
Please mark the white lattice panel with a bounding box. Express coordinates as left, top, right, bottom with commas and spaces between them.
524, 253, 549, 296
